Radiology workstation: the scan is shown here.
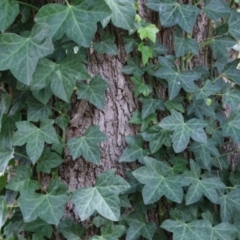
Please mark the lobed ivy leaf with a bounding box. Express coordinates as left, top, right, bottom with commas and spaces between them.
58, 218, 85, 240
122, 57, 144, 77
210, 222, 238, 240
0, 23, 54, 85
13, 120, 59, 163
228, 11, 240, 39
138, 43, 153, 65
183, 160, 226, 205
161, 219, 211, 240
0, 0, 19, 33
35, 0, 111, 47
0, 146, 14, 173
222, 59, 240, 85
6, 166, 39, 193
155, 57, 200, 100
123, 36, 140, 54
93, 33, 117, 56
19, 180, 69, 225
204, 0, 231, 22
71, 170, 130, 221
159, 110, 207, 153
90, 223, 126, 240
31, 55, 90, 102
36, 147, 63, 174
125, 213, 157, 240
119, 135, 150, 163
77, 75, 108, 110
146, 0, 200, 33
222, 88, 240, 111
67, 126, 107, 165
137, 24, 159, 43
132, 157, 186, 204
164, 96, 184, 113
105, 0, 136, 31
130, 76, 152, 97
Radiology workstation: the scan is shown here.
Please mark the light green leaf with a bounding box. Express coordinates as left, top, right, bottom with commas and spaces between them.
228, 11, 240, 39
93, 33, 117, 55
0, 23, 54, 85
137, 24, 159, 43
204, 0, 231, 22
146, 0, 200, 33
58, 218, 85, 240
155, 57, 200, 100
138, 42, 153, 65
159, 110, 207, 153
105, 0, 136, 31
24, 218, 53, 238
122, 57, 144, 77
210, 222, 238, 240
67, 126, 107, 164
125, 213, 157, 240
90, 223, 126, 240
132, 157, 186, 204
77, 75, 108, 110
119, 135, 150, 163
71, 170, 130, 221
0, 146, 14, 173
35, 0, 111, 47
139, 97, 164, 119
161, 219, 211, 240
0, 0, 19, 32
13, 120, 59, 163
184, 160, 226, 205
19, 180, 69, 225
6, 165, 39, 192
36, 147, 63, 174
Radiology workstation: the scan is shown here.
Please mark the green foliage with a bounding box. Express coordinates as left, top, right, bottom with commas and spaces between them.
1, 0, 240, 239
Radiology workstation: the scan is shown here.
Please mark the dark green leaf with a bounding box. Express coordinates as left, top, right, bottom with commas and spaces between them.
228, 11, 240, 39
19, 180, 69, 225
71, 170, 130, 221
0, 23, 54, 85
67, 126, 107, 164
130, 76, 152, 97
35, 0, 111, 47
13, 120, 59, 163
210, 222, 237, 240
222, 59, 240, 85
77, 75, 108, 110
0, 146, 14, 173
93, 33, 117, 55
123, 36, 140, 54
164, 96, 184, 113
222, 88, 240, 111
0, 0, 19, 33
122, 57, 144, 77
0, 196, 7, 229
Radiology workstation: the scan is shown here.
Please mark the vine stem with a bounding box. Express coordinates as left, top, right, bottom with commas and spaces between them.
14, 152, 30, 160
211, 146, 240, 160
16, 1, 39, 10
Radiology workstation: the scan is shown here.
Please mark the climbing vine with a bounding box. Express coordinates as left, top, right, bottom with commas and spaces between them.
1, 0, 240, 239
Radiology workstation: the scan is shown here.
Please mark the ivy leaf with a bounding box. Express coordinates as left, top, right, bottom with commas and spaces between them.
222, 59, 240, 85
119, 135, 150, 163
36, 148, 63, 174
159, 110, 207, 153
31, 55, 90, 102
137, 24, 159, 43
222, 112, 240, 144
125, 213, 157, 240
210, 222, 238, 240
228, 11, 240, 39
139, 97, 164, 119
130, 76, 152, 97
189, 139, 220, 169
0, 146, 14, 173
71, 170, 130, 221
222, 88, 240, 111
105, 0, 136, 31
58, 218, 85, 240
35, 0, 111, 47
138, 43, 153, 65
204, 0, 231, 22
19, 180, 69, 225
161, 219, 211, 240
184, 160, 226, 205
0, 23, 54, 85
93, 33, 118, 56
164, 96, 184, 113
142, 127, 171, 153
67, 126, 107, 165
122, 57, 144, 77
90, 223, 126, 240
0, 0, 19, 33
155, 57, 200, 100
24, 218, 53, 238
77, 75, 108, 110
219, 188, 240, 222
123, 36, 140, 54
146, 0, 200, 33
13, 120, 59, 163
174, 33, 199, 57
6, 166, 39, 193
132, 157, 186, 204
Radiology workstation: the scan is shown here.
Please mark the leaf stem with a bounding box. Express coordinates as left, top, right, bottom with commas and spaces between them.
64, 0, 70, 6
16, 1, 39, 11
211, 147, 240, 160
14, 152, 30, 160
